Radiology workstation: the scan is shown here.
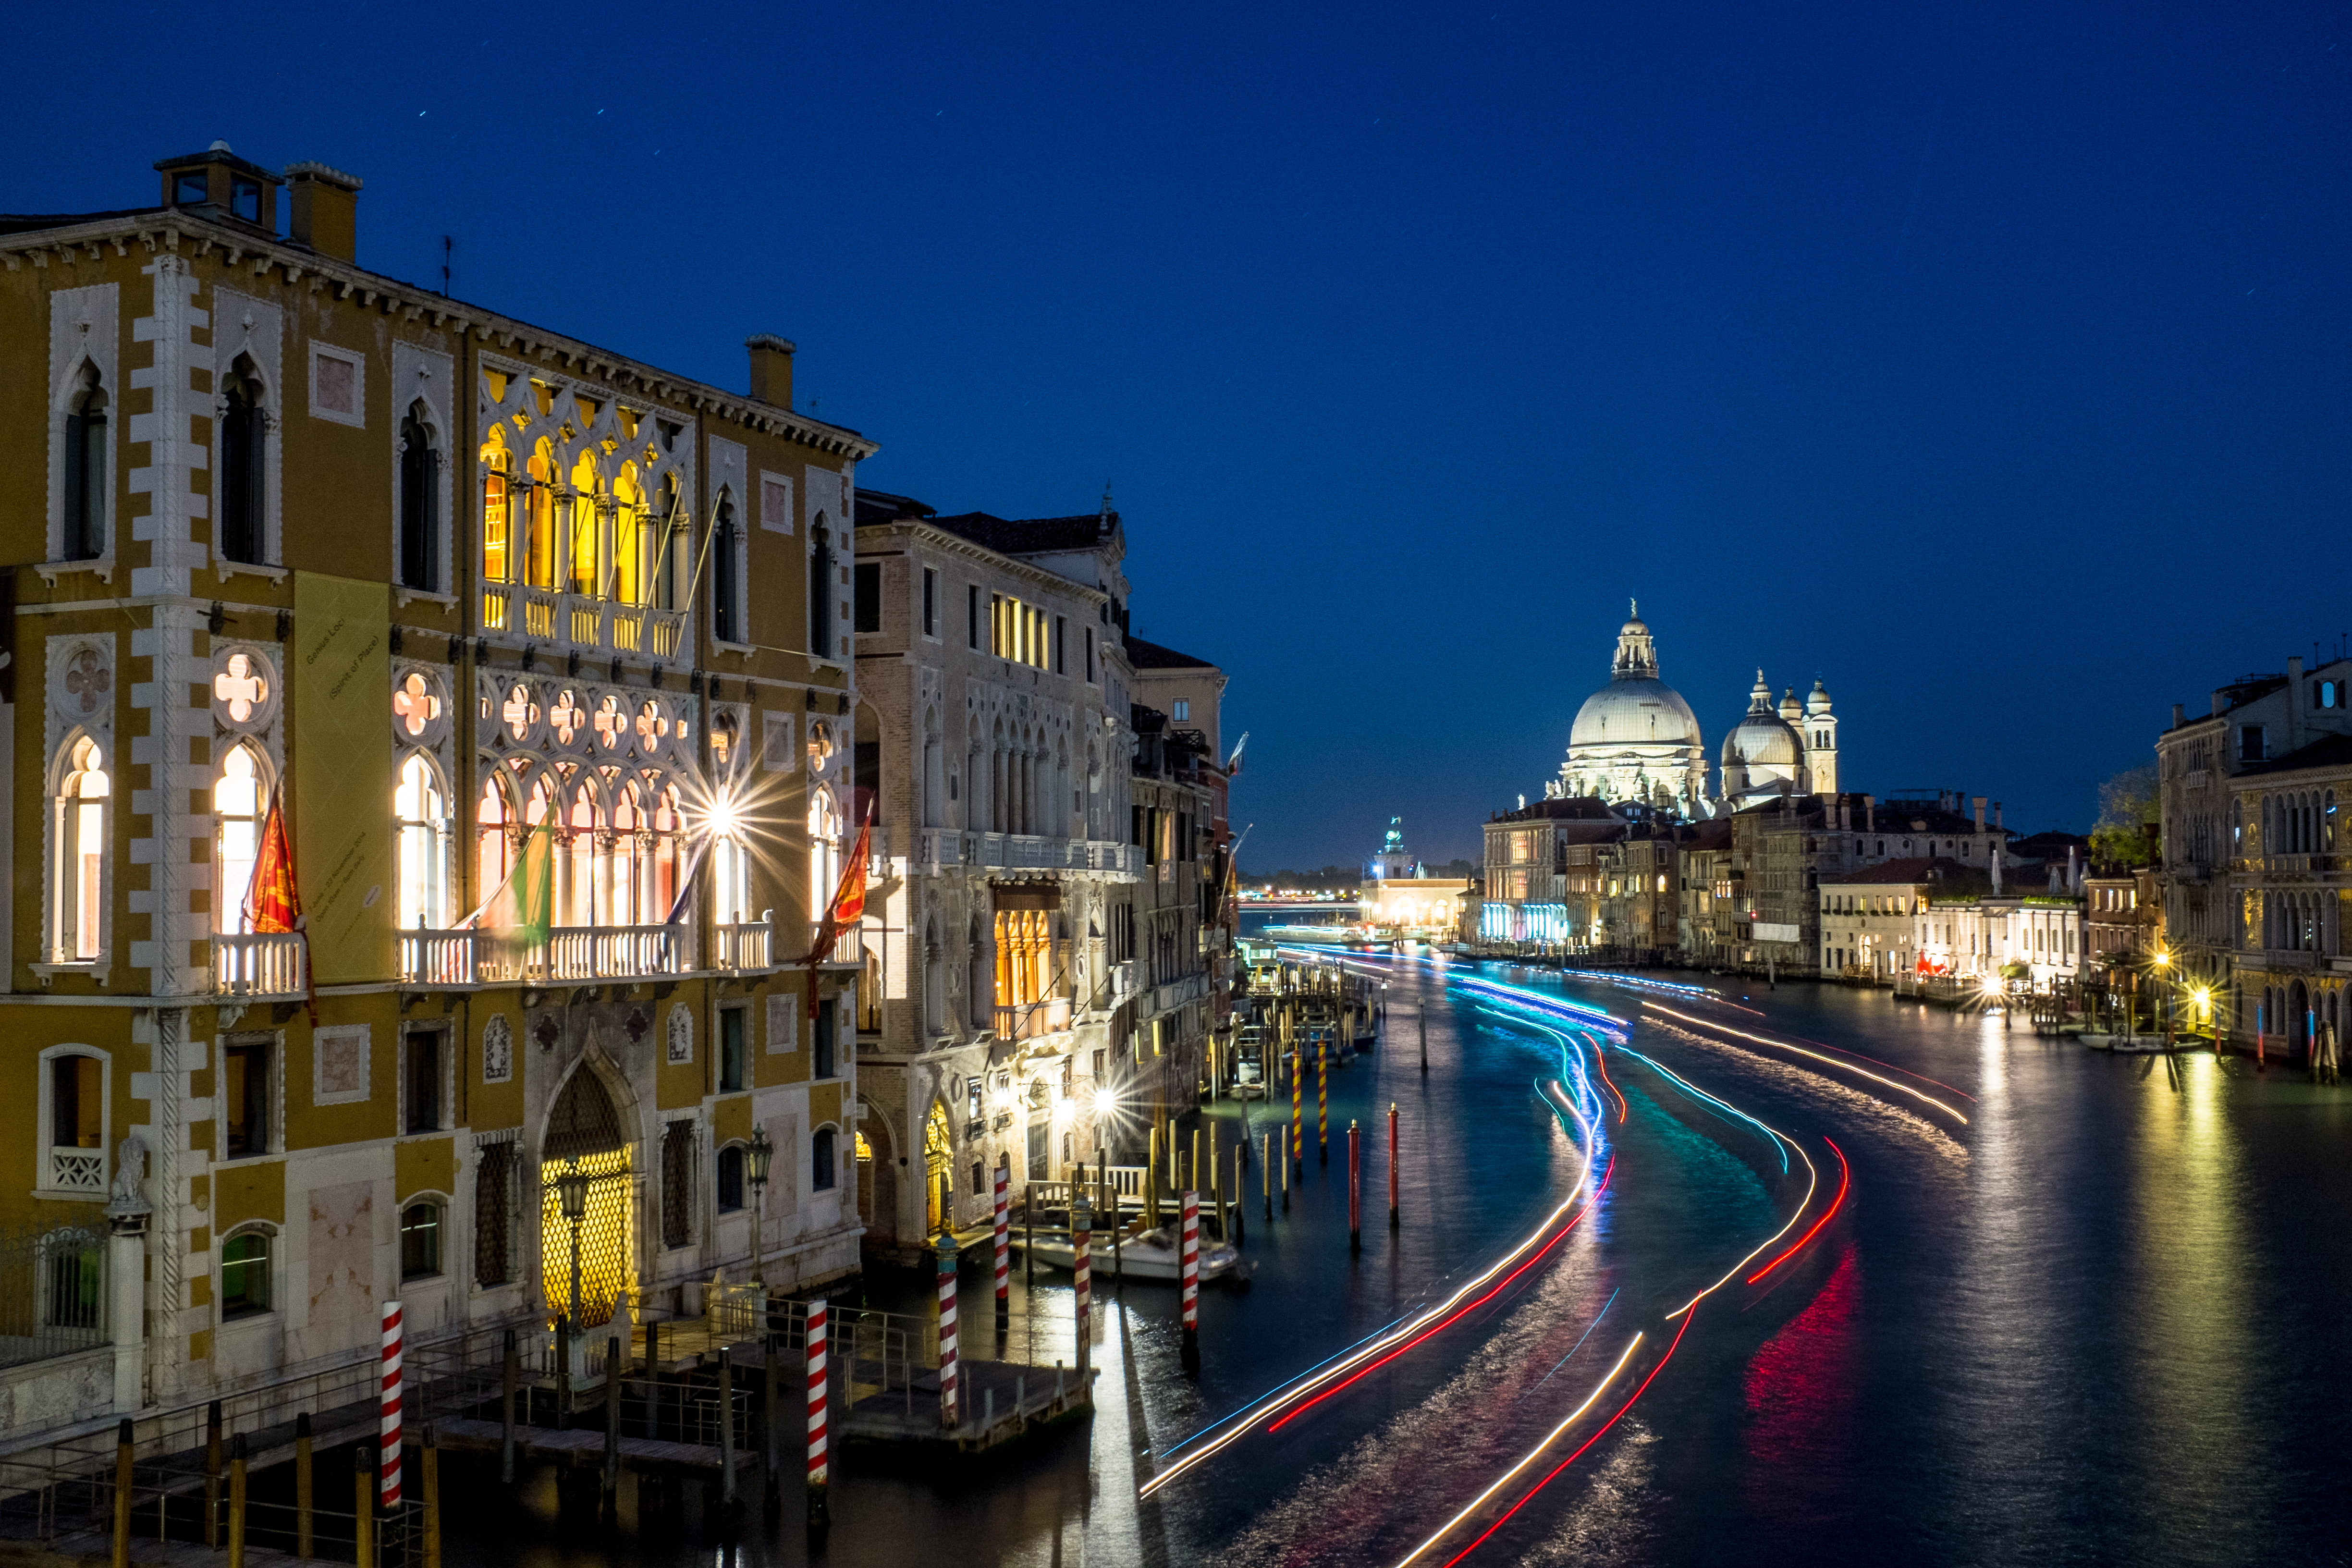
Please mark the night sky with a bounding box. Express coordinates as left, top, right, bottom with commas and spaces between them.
21, 2, 2349, 869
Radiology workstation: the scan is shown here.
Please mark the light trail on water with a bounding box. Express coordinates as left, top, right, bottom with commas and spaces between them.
1643, 1002, 1971, 1124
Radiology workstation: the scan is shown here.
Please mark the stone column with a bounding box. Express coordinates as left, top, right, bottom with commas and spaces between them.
105, 1133, 153, 1414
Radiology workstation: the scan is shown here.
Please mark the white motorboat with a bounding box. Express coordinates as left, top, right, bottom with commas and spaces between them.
1013, 1224, 1246, 1284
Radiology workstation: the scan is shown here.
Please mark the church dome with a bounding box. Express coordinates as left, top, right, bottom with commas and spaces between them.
1569, 679, 1701, 749
1805, 678, 1833, 716
1722, 670, 1802, 771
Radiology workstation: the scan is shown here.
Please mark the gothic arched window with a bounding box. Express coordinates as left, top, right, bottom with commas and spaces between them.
53, 736, 110, 962
219, 357, 266, 564
399, 404, 440, 592
213, 742, 266, 933
809, 518, 834, 659
64, 366, 108, 561
395, 753, 449, 931
711, 494, 742, 643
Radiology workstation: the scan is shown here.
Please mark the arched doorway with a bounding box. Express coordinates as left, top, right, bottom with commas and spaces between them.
855, 1102, 896, 1250
922, 1102, 953, 1236
2289, 979, 2311, 1060
540, 1066, 634, 1328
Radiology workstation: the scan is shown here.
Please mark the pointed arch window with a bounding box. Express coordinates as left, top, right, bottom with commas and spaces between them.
220, 357, 266, 564
524, 441, 559, 589
711, 495, 743, 644
213, 742, 265, 933
809, 517, 834, 658
63, 368, 108, 562
809, 788, 842, 931
399, 404, 440, 592
395, 753, 449, 931
567, 452, 602, 599
477, 773, 516, 897
480, 427, 512, 587
52, 737, 110, 962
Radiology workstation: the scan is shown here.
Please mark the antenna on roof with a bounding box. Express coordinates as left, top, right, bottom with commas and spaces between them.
1101, 481, 1114, 522
441, 235, 453, 297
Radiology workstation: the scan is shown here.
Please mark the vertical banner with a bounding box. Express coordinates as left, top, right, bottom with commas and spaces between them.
293, 573, 393, 982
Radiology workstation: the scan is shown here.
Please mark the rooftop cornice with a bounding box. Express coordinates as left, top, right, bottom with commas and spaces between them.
0, 211, 879, 462
862, 518, 1113, 607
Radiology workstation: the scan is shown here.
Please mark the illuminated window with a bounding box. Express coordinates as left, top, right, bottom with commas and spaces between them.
477, 774, 516, 899
214, 743, 265, 933
395, 753, 448, 931
479, 428, 513, 593
567, 450, 602, 597
809, 788, 842, 927
52, 736, 110, 962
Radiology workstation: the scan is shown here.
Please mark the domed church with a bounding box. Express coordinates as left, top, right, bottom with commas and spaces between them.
1546, 605, 1839, 818
1552, 604, 1712, 815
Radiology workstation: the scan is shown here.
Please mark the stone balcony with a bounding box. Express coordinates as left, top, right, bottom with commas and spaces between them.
478, 583, 686, 661
213, 914, 787, 997
916, 830, 1141, 877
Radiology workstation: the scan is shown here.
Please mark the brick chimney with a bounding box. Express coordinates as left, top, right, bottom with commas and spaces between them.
285, 162, 362, 262
1863, 795, 1875, 833
1972, 796, 1986, 833
747, 335, 796, 408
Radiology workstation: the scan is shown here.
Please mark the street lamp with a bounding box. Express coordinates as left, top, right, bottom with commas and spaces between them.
555, 1161, 591, 1330
747, 1125, 774, 1286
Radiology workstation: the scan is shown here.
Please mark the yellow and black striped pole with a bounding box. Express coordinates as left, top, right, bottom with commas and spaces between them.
1317, 1040, 1329, 1164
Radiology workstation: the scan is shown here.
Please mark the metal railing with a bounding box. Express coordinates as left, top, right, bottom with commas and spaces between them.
212, 932, 307, 999
0, 1225, 107, 1369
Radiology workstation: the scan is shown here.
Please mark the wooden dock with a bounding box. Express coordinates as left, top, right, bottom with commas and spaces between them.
432, 1416, 755, 1473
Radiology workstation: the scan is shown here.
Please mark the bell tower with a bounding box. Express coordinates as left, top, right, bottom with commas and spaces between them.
1803, 680, 1838, 796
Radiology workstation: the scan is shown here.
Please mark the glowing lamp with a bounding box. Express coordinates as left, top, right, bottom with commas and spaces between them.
747, 1124, 774, 1189
555, 1164, 591, 1223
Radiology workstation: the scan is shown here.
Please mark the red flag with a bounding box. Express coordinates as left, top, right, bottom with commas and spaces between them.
242, 784, 317, 1023
244, 785, 300, 933
805, 813, 875, 1018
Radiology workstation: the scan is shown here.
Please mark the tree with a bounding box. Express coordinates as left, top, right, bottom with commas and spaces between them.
2089, 763, 2159, 868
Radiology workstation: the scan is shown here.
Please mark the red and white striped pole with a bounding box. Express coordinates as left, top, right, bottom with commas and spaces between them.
1073, 1198, 1092, 1397
936, 1235, 959, 1430
992, 1161, 1010, 1321
379, 1300, 404, 1508
1178, 1190, 1200, 1374
805, 1298, 830, 1529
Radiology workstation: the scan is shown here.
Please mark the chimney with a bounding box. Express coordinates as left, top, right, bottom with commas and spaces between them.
2068, 844, 2080, 893
1995, 801, 2003, 831
2172, 703, 2185, 729
1863, 795, 1875, 833
2211, 691, 2227, 717
284, 162, 362, 262
747, 335, 796, 408
1992, 848, 2003, 894
1972, 796, 1986, 832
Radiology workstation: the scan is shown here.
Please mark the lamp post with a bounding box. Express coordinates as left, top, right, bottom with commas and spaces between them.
555, 1163, 591, 1331
747, 1125, 775, 1286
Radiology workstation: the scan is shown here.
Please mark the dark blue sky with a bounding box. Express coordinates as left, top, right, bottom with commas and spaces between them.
24, 2, 2350, 868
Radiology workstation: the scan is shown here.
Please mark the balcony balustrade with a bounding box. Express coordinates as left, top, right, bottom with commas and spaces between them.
919, 832, 1140, 876
993, 996, 1074, 1041
716, 912, 775, 974
213, 932, 308, 1000
477, 581, 685, 660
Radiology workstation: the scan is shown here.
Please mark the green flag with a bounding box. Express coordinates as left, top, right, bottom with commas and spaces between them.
479, 823, 554, 944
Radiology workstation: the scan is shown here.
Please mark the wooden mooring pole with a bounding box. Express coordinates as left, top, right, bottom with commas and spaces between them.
500, 1329, 517, 1484
110, 1418, 132, 1568
421, 1427, 441, 1568
354, 1444, 376, 1568
204, 1399, 223, 1548
717, 1349, 736, 1506
295, 1411, 314, 1558
603, 1335, 622, 1505
228, 1433, 247, 1568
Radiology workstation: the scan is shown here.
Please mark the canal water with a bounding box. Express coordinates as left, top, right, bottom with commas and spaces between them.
445, 949, 2352, 1568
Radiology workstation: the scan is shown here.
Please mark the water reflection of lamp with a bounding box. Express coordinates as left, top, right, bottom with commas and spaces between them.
556, 1161, 591, 1328
747, 1125, 774, 1285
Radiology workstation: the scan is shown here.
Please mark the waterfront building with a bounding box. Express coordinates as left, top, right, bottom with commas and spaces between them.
0, 145, 868, 1439
1127, 635, 1238, 1046
1817, 858, 1975, 981
1912, 886, 2086, 991
1127, 703, 1224, 1117
2155, 654, 2352, 1054
846, 494, 1144, 1257
1675, 818, 1737, 964
1476, 796, 1625, 946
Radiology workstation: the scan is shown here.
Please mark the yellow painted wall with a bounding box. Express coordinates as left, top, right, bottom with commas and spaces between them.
214, 1158, 286, 1230
395, 1135, 455, 1203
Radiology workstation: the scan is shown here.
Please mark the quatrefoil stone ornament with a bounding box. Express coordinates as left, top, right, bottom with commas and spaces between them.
392, 672, 440, 737
593, 696, 626, 750
65, 648, 111, 716
549, 690, 584, 746
502, 685, 538, 744
214, 654, 267, 723
636, 701, 668, 748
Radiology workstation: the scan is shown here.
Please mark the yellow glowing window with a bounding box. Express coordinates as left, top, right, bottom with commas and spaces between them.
480, 429, 512, 584
855, 1130, 873, 1161
569, 452, 600, 597
540, 1150, 633, 1329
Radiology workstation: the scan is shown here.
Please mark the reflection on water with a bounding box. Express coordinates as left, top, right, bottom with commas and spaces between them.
443, 964, 2352, 1568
